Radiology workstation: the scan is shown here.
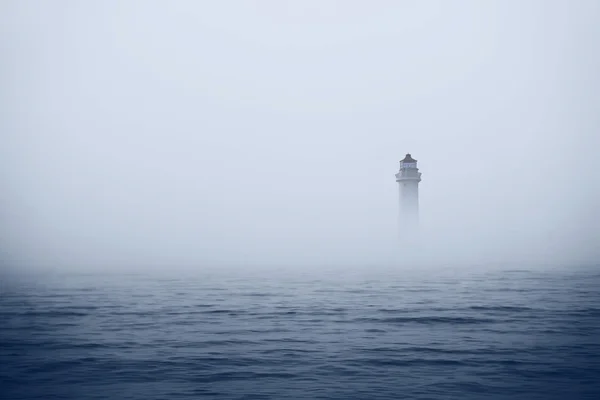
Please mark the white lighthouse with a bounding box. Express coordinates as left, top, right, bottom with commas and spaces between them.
395, 153, 422, 228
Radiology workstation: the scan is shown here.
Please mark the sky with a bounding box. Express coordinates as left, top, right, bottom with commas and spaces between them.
1, 0, 599, 271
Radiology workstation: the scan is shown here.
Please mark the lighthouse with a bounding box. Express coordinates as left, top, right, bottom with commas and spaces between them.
395, 153, 422, 228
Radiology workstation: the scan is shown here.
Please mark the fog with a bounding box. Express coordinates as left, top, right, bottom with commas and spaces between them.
1, 1, 599, 272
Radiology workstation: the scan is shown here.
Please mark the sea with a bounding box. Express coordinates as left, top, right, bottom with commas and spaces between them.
1, 265, 600, 399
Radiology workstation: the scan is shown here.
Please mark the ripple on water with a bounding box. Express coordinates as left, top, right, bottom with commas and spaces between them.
1, 268, 599, 400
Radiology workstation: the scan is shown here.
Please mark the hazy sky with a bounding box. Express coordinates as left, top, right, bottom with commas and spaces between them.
1, 1, 599, 270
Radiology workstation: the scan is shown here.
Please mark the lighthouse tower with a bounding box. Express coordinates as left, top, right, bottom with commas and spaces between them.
395, 153, 422, 228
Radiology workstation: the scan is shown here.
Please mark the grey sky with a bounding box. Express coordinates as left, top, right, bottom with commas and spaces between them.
1, 1, 599, 270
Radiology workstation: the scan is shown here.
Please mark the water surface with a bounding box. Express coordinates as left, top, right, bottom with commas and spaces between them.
1, 266, 599, 399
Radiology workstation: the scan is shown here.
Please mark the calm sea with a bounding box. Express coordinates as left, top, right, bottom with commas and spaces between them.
1, 266, 600, 399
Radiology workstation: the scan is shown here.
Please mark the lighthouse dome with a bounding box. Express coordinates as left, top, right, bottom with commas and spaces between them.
401, 154, 417, 163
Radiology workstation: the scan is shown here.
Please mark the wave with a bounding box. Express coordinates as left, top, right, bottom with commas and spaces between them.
357, 316, 495, 325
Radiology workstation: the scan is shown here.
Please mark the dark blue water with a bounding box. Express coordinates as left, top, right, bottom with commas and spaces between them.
1, 266, 600, 399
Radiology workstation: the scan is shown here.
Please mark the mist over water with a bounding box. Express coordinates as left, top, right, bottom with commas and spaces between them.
1, 2, 600, 399
1, 0, 599, 271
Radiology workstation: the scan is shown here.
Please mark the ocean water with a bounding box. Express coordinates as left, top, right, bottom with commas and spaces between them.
1, 266, 600, 399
